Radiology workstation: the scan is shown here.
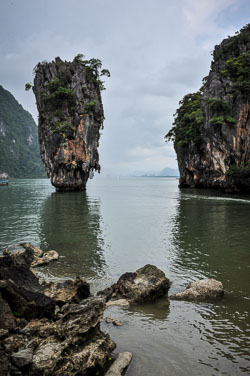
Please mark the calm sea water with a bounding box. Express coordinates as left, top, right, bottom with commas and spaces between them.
0, 177, 250, 375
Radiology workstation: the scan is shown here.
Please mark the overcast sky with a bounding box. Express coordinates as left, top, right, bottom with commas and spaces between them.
0, 0, 249, 175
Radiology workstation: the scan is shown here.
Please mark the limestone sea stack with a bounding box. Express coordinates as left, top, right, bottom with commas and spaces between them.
32, 55, 109, 191
166, 24, 250, 193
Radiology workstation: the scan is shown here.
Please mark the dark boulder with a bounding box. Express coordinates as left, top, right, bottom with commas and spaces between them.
99, 264, 171, 303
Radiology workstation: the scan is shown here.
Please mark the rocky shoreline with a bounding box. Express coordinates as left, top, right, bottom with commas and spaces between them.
0, 244, 224, 376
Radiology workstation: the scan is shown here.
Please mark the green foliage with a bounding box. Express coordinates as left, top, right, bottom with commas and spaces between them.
226, 163, 250, 177
209, 115, 225, 125
0, 85, 46, 178
207, 97, 236, 126
225, 115, 236, 124
223, 51, 250, 94
25, 83, 32, 91
207, 98, 229, 113
43, 77, 75, 111
214, 24, 250, 59
101, 69, 111, 78
12, 311, 21, 317
165, 91, 203, 147
73, 53, 85, 62
84, 100, 96, 113
73, 55, 110, 90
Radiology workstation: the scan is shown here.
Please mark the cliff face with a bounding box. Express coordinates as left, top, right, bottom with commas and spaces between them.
166, 24, 250, 193
0, 85, 45, 178
32, 56, 109, 191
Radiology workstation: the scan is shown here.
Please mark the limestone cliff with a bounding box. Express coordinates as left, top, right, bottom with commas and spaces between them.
32, 55, 109, 191
166, 24, 250, 193
0, 85, 45, 178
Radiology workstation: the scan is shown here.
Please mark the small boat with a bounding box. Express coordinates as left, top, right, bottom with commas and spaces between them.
0, 173, 9, 186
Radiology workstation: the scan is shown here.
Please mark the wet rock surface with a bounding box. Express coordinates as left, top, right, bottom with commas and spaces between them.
44, 277, 90, 305
0, 250, 115, 376
105, 352, 133, 376
32, 56, 108, 191
99, 264, 171, 303
170, 279, 224, 301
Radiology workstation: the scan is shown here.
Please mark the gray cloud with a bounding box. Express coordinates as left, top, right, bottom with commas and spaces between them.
0, 0, 249, 175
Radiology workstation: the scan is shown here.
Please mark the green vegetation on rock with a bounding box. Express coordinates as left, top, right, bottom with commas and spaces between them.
226, 163, 250, 177
223, 51, 250, 95
165, 91, 203, 148
207, 97, 236, 125
0, 85, 46, 178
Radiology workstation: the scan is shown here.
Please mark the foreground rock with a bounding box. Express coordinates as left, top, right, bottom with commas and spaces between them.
99, 264, 171, 303
32, 55, 110, 191
7, 243, 59, 268
44, 277, 90, 305
105, 352, 133, 376
0, 252, 115, 375
170, 279, 224, 301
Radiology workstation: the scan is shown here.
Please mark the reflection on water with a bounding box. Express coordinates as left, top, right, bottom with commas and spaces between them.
170, 189, 250, 293
1, 178, 250, 375
38, 191, 107, 281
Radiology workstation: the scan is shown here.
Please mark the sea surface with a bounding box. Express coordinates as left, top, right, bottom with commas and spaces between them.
0, 177, 250, 375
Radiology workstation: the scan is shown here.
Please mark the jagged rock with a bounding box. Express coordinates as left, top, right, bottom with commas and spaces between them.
99, 264, 171, 303
32, 56, 109, 191
105, 317, 124, 326
170, 279, 224, 301
12, 248, 34, 266
31, 250, 59, 267
21, 242, 44, 257
0, 250, 116, 375
4, 243, 59, 268
0, 279, 55, 320
44, 277, 90, 305
3, 248, 10, 255
29, 298, 115, 376
106, 299, 130, 308
10, 348, 33, 368
166, 24, 250, 193
0, 328, 9, 339
0, 255, 42, 292
0, 292, 16, 330
105, 352, 133, 376
42, 250, 59, 263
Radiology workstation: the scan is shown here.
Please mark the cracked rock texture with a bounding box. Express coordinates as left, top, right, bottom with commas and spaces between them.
33, 56, 105, 191
172, 25, 250, 193
99, 264, 171, 303
0, 250, 115, 376
170, 279, 224, 301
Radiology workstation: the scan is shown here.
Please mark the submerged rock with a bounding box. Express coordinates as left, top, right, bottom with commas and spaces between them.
4, 243, 59, 268
32, 249, 59, 267
105, 317, 124, 326
105, 352, 133, 376
106, 299, 130, 308
99, 264, 171, 303
32, 55, 109, 191
21, 243, 44, 258
170, 279, 224, 301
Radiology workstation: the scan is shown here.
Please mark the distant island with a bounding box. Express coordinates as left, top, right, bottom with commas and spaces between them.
130, 167, 179, 177
0, 85, 46, 178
